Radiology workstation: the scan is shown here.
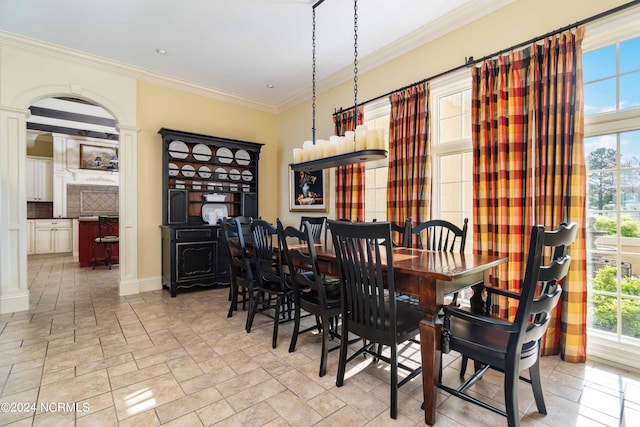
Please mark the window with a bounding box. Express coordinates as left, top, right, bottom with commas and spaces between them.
430, 69, 473, 252
363, 100, 390, 222
583, 7, 640, 368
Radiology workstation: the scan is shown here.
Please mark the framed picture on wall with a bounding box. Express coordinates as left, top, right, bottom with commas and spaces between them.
289, 166, 328, 212
79, 144, 119, 171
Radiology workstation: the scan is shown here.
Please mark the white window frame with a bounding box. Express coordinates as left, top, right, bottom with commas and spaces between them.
430, 68, 473, 251
583, 5, 640, 372
363, 99, 390, 222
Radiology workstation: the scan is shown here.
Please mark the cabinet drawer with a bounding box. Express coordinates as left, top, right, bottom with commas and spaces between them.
175, 227, 218, 241
35, 219, 71, 229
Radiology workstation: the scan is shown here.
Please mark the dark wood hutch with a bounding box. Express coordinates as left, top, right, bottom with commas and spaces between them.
159, 128, 262, 297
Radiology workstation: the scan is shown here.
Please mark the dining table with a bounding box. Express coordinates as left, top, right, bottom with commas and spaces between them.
310, 243, 507, 425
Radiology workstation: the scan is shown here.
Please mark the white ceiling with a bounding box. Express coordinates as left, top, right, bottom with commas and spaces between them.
0, 0, 514, 110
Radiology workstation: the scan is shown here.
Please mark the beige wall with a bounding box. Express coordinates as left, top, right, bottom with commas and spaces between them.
136, 81, 279, 278
276, 0, 629, 226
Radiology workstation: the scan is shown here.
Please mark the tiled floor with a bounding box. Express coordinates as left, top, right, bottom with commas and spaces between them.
0, 255, 638, 426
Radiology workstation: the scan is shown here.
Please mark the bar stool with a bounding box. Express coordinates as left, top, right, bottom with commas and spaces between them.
93, 215, 119, 269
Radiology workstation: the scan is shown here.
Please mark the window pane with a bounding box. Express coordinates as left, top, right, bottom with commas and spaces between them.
583, 45, 616, 82
462, 89, 471, 114
440, 154, 461, 182
462, 113, 471, 139
374, 188, 386, 214
588, 293, 618, 334
587, 171, 617, 211
440, 117, 462, 142
585, 78, 617, 114
620, 36, 640, 74
375, 167, 388, 187
621, 297, 640, 339
439, 93, 462, 118
463, 181, 473, 211
620, 130, 640, 167
620, 170, 640, 213
462, 151, 473, 181
440, 183, 462, 210
620, 72, 640, 110
585, 134, 617, 168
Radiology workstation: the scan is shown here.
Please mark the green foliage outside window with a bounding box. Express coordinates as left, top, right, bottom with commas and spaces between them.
593, 216, 640, 237
591, 265, 640, 337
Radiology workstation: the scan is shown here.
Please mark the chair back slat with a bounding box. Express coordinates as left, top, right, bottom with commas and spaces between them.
300, 216, 326, 244
251, 219, 281, 286
221, 217, 254, 287
409, 218, 468, 252
330, 220, 397, 345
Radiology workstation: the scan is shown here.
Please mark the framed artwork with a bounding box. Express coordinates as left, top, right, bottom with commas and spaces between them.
289, 166, 328, 212
79, 144, 119, 171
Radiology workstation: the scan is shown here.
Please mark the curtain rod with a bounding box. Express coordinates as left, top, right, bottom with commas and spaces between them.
333, 0, 640, 116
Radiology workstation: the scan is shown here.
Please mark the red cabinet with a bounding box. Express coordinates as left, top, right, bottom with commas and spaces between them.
78, 219, 119, 268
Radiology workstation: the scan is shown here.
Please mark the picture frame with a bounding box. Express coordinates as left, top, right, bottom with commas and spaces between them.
79, 144, 119, 171
289, 166, 328, 212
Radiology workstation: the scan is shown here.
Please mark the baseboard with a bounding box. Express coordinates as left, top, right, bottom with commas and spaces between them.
139, 276, 162, 293
118, 279, 140, 296
0, 290, 30, 314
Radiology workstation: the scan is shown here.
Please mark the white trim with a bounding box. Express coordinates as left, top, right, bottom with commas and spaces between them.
118, 278, 140, 296
0, 290, 29, 314
587, 331, 640, 374
582, 5, 640, 52
139, 276, 163, 293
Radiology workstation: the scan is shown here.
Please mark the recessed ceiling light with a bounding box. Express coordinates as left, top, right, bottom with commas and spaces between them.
266, 84, 275, 89
155, 48, 168, 55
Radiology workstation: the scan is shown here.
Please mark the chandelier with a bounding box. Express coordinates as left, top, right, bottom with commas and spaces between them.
291, 0, 387, 172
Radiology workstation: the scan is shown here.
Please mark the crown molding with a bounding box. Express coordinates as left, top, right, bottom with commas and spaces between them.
276, 0, 516, 113
0, 31, 277, 114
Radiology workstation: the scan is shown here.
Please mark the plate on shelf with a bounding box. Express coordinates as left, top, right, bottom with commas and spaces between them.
181, 165, 196, 177
169, 140, 189, 159
198, 165, 212, 178
235, 149, 251, 166
168, 163, 179, 176
192, 181, 202, 190
241, 170, 253, 182
175, 180, 185, 189
228, 169, 241, 181
215, 167, 228, 180
192, 143, 212, 161
242, 184, 250, 192
216, 147, 233, 164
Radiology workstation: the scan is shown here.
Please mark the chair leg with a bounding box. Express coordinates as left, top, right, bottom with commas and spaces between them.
460, 355, 469, 377
246, 290, 259, 332
336, 318, 349, 387
390, 343, 398, 419
289, 303, 301, 353
227, 282, 238, 318
272, 296, 281, 348
529, 358, 547, 414
504, 364, 520, 427
318, 315, 330, 377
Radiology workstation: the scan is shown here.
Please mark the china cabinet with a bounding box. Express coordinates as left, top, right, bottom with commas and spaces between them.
158, 128, 262, 296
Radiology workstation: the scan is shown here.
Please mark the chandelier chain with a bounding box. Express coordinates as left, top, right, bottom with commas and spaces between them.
312, 7, 317, 143
353, 0, 358, 126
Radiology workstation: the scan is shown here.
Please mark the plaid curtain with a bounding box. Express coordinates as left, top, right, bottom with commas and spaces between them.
472, 29, 586, 362
334, 107, 364, 221
387, 83, 430, 237
533, 28, 586, 361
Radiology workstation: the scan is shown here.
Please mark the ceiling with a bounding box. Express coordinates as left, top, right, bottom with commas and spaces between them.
0, 0, 514, 111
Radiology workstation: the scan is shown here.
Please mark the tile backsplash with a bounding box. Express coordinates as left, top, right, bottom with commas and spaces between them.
67, 184, 119, 217
26, 202, 53, 219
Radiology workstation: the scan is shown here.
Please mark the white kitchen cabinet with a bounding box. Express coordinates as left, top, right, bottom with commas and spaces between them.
26, 156, 53, 202
33, 219, 72, 254
27, 220, 35, 255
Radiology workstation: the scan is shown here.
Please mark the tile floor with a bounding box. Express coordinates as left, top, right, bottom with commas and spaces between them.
0, 254, 638, 426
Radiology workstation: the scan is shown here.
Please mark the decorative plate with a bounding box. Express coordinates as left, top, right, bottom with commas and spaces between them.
242, 184, 251, 192
235, 149, 251, 166
192, 181, 202, 190
192, 143, 212, 161
169, 140, 189, 159
241, 170, 253, 182
175, 180, 185, 189
198, 165, 212, 179
228, 169, 241, 181
168, 163, 179, 176
215, 167, 228, 180
216, 147, 233, 164
181, 165, 196, 178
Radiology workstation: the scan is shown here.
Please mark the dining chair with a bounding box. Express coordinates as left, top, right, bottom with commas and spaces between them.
300, 215, 327, 244
277, 219, 343, 377
329, 220, 423, 419
391, 217, 411, 247
92, 215, 119, 269
407, 218, 468, 252
438, 222, 577, 427
221, 216, 255, 329
324, 217, 352, 246
246, 219, 293, 348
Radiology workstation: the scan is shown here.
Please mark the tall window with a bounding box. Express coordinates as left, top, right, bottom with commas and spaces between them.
363, 100, 390, 222
584, 8, 640, 365
430, 70, 473, 251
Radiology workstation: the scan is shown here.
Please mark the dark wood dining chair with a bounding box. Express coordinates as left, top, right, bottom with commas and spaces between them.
246, 219, 293, 348
300, 216, 326, 244
407, 218, 468, 252
92, 215, 119, 269
330, 220, 423, 419
277, 219, 343, 377
324, 217, 352, 246
438, 222, 577, 427
221, 216, 255, 329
